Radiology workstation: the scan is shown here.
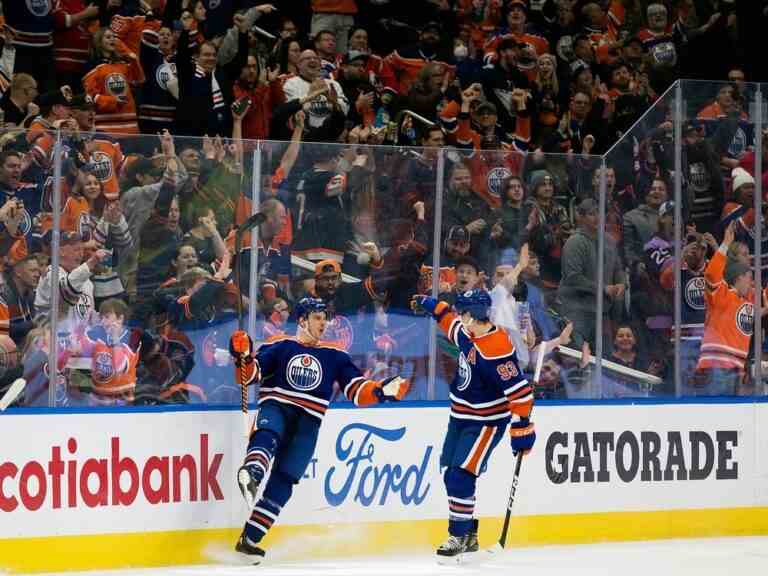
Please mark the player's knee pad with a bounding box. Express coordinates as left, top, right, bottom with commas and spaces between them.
443, 466, 476, 499
262, 469, 294, 508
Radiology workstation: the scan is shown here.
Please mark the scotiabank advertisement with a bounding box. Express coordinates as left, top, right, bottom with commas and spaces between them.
0, 403, 766, 540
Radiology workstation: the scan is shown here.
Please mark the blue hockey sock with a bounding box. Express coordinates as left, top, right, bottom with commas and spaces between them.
444, 467, 477, 537
243, 470, 294, 545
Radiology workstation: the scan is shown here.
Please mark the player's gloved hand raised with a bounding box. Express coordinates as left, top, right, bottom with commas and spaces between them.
510, 418, 535, 456
410, 294, 438, 316
375, 376, 410, 402
229, 330, 253, 360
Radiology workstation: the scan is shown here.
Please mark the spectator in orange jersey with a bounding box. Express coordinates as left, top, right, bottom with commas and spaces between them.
83, 28, 145, 134
693, 223, 768, 396
386, 21, 454, 95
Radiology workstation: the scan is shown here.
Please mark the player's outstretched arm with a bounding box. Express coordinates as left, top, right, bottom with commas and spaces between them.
342, 375, 411, 406
229, 330, 260, 387
410, 294, 447, 319
410, 295, 460, 341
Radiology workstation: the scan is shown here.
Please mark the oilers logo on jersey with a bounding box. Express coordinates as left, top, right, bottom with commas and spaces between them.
105, 73, 127, 96
457, 352, 472, 391
307, 97, 332, 127
684, 277, 706, 310
728, 127, 748, 159
74, 293, 93, 321
89, 150, 114, 182
155, 62, 177, 91
15, 206, 32, 237
27, 0, 51, 17
736, 303, 754, 336
287, 354, 323, 391
650, 41, 676, 67
486, 167, 511, 203
94, 351, 115, 383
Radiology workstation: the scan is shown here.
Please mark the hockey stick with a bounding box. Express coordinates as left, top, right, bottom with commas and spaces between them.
0, 378, 26, 411
485, 344, 545, 556
234, 227, 250, 438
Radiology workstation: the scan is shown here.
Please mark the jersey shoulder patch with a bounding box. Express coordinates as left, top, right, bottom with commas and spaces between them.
473, 327, 515, 360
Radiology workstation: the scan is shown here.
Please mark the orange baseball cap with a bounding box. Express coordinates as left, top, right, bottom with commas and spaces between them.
315, 259, 342, 276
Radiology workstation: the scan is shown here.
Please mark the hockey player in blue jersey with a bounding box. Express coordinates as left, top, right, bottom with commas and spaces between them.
411, 288, 535, 563
228, 297, 410, 564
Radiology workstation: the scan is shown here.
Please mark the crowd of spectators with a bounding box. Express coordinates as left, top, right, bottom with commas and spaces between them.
0, 0, 766, 408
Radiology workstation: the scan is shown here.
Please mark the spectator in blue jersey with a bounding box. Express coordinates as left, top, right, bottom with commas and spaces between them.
0, 254, 41, 348
173, 11, 249, 136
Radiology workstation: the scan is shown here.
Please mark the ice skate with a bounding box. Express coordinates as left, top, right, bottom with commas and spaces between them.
436, 534, 470, 564
235, 532, 266, 565
465, 519, 479, 553
237, 465, 263, 509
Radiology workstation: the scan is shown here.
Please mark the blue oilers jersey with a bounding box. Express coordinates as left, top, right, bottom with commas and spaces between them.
254, 337, 376, 420
434, 302, 532, 425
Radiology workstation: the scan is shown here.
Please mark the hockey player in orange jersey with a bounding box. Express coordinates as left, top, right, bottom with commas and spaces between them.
693, 222, 768, 396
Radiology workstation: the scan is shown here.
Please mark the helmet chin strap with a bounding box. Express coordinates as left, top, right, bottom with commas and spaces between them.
462, 316, 475, 336
297, 321, 320, 344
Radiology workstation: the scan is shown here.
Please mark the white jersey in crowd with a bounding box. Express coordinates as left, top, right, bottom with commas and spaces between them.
34, 264, 95, 329
282, 75, 350, 129
490, 283, 530, 368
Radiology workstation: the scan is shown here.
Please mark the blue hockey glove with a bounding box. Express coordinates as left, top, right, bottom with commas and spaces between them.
410, 294, 437, 315
510, 418, 535, 456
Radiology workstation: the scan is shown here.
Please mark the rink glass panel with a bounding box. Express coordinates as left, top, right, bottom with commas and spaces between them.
5, 79, 768, 410
601, 87, 679, 398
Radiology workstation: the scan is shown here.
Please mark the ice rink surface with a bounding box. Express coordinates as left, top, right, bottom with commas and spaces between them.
30, 536, 768, 576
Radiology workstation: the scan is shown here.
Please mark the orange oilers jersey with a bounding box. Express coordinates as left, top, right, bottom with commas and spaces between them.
61, 195, 90, 235
697, 251, 768, 373
484, 32, 550, 63
466, 149, 525, 208
27, 117, 56, 167
111, 15, 162, 56
83, 59, 145, 134
385, 51, 455, 95
434, 302, 532, 422
85, 137, 125, 200
79, 326, 140, 398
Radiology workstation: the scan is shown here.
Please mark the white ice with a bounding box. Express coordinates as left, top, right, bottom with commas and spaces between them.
29, 536, 768, 576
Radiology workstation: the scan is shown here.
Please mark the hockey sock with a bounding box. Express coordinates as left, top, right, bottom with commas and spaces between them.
243, 470, 295, 545
243, 429, 279, 481
444, 467, 477, 537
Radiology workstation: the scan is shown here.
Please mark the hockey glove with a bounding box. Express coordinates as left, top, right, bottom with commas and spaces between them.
510, 418, 535, 456
410, 294, 436, 315
229, 330, 253, 360
375, 376, 410, 402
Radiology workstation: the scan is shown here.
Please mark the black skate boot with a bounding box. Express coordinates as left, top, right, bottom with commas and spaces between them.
465, 519, 479, 553
235, 532, 266, 565
237, 465, 263, 509
436, 534, 470, 564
